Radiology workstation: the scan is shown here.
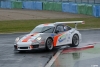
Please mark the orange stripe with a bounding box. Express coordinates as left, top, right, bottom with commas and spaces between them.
22, 33, 38, 42
53, 33, 63, 46
22, 36, 32, 42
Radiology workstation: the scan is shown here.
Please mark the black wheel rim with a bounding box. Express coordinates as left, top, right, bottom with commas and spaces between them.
47, 39, 53, 50
73, 35, 79, 46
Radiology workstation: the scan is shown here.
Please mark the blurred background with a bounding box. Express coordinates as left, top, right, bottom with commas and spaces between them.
0, 0, 100, 4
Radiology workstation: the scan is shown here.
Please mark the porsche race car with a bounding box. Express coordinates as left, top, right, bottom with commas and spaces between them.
14, 21, 84, 51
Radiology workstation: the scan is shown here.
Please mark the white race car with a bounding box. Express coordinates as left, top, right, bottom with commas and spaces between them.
14, 21, 84, 52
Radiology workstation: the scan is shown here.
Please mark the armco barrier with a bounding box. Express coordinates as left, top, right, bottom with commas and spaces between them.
23, 1, 35, 9
62, 3, 70, 12
1, 1, 11, 9
86, 4, 93, 15
35, 1, 42, 10
93, 5, 100, 17
12, 1, 22, 9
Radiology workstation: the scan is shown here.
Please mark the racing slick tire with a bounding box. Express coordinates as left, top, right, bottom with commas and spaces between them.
69, 34, 79, 47
45, 38, 53, 51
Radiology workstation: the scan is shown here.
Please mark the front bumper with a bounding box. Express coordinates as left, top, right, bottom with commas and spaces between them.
14, 43, 45, 51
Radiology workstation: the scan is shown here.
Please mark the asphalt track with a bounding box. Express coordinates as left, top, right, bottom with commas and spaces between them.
0, 29, 100, 67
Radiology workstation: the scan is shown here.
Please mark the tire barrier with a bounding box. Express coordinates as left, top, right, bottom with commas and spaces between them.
62, 2, 78, 13
70, 3, 78, 13
22, 1, 35, 9
62, 3, 70, 12
93, 5, 100, 17
86, 4, 93, 16
43, 2, 62, 11
78, 4, 86, 14
54, 2, 62, 11
1, 1, 11, 9
78, 4, 93, 15
43, 2, 54, 11
11, 1, 22, 9
43, 2, 48, 10
0, 1, 100, 17
23, 1, 42, 10
35, 1, 42, 10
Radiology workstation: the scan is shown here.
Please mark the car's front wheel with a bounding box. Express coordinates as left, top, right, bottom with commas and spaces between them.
45, 38, 53, 51
69, 34, 79, 47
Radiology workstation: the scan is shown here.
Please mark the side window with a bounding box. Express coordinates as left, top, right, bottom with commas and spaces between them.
56, 25, 64, 32
64, 26, 71, 31
67, 26, 71, 30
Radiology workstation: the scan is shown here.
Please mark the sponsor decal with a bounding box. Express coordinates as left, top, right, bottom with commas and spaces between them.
68, 36, 70, 39
58, 35, 66, 42
51, 34, 55, 37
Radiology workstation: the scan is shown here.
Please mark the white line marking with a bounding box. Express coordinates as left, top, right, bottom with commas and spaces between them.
45, 46, 67, 67
45, 44, 95, 67
45, 49, 62, 67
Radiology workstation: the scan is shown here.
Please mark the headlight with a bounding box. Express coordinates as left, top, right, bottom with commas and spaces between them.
37, 37, 41, 40
15, 37, 19, 42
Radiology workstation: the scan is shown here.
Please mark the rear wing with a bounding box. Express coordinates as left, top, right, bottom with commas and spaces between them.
55, 21, 85, 29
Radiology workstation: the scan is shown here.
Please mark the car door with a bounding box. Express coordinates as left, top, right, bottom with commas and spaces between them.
53, 25, 71, 46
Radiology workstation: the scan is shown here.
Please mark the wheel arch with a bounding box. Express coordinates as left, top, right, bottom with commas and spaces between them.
70, 33, 79, 43
45, 37, 54, 50
46, 37, 54, 46
69, 33, 80, 47
47, 37, 53, 41
72, 33, 79, 40
73, 33, 79, 37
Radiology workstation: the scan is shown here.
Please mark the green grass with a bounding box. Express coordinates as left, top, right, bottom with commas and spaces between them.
0, 18, 100, 33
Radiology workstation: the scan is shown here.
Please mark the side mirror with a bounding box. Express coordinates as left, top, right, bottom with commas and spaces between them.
55, 30, 59, 33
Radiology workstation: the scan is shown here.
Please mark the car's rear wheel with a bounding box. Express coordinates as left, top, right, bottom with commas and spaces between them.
69, 34, 79, 47
45, 38, 53, 51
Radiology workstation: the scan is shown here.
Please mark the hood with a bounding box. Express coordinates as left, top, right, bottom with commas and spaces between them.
19, 33, 43, 42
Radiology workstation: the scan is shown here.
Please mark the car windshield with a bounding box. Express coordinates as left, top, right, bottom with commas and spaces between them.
30, 26, 55, 33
